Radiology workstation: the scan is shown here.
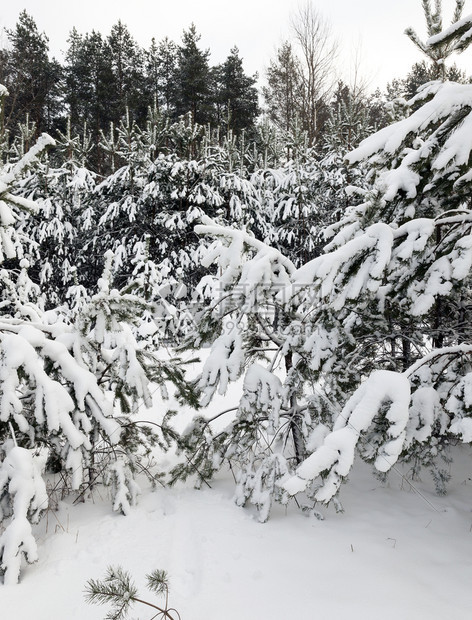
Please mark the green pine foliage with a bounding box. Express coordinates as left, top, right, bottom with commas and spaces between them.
85, 565, 181, 620
1, 11, 62, 136
214, 47, 260, 138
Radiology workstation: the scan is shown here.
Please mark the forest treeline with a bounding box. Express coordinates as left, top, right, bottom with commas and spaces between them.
0, 9, 467, 174
0, 12, 259, 167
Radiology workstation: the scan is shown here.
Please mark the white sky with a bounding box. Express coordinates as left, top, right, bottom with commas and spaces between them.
1, 0, 471, 90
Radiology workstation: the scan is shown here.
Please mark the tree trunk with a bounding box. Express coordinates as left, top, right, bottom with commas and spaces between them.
284, 350, 305, 464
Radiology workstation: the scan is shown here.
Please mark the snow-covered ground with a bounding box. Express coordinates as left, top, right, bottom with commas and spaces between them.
4, 377, 472, 619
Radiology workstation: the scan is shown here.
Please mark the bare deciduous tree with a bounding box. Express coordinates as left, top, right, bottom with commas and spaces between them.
290, 2, 338, 143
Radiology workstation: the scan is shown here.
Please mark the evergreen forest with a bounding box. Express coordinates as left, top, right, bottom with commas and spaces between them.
2, 1, 472, 599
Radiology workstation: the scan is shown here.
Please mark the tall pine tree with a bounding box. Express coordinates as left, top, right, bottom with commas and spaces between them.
174, 24, 213, 125
2, 11, 62, 136
214, 47, 259, 137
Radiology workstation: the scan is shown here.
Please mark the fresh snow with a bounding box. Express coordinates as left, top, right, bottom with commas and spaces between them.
426, 13, 472, 51
1, 373, 471, 617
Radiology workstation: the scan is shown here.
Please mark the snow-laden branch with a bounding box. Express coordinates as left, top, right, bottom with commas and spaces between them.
195, 216, 296, 281
279, 202, 472, 319
427, 12, 472, 52
347, 82, 472, 198
239, 363, 284, 433
279, 222, 394, 311
0, 134, 56, 188
284, 370, 411, 502
284, 344, 472, 504
199, 320, 244, 406
405, 342, 472, 377
0, 446, 48, 585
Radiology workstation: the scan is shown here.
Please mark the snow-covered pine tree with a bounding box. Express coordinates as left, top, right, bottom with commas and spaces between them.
0, 107, 192, 583
171, 217, 330, 521
0, 132, 120, 584
93, 112, 280, 311
10, 124, 97, 303
263, 114, 370, 269
93, 115, 222, 294
176, 3, 472, 518
165, 89, 372, 521
404, 0, 466, 80
283, 4, 472, 503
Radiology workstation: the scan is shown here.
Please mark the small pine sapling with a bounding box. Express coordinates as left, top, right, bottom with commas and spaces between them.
85, 565, 181, 620
172, 218, 322, 521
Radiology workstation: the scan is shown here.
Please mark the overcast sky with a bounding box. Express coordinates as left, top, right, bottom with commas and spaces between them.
1, 0, 470, 90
